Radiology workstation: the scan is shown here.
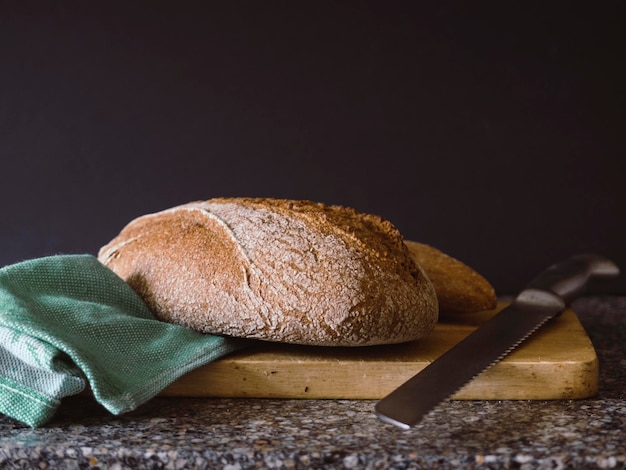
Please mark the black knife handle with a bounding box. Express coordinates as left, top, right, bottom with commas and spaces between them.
522, 254, 619, 305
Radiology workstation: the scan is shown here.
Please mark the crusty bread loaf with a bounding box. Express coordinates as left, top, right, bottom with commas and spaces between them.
404, 240, 497, 313
98, 198, 439, 346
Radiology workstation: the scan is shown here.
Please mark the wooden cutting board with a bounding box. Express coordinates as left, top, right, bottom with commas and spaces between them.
160, 302, 599, 400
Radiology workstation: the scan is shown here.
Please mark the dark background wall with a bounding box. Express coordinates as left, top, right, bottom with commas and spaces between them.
1, 2, 624, 294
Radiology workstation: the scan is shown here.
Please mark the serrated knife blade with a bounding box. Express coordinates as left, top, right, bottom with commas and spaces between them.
375, 254, 620, 429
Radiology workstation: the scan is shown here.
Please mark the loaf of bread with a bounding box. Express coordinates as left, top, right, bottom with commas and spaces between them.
404, 240, 497, 313
98, 198, 439, 346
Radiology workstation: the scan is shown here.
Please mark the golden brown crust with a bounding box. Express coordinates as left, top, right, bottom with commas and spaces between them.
404, 240, 497, 313
98, 198, 439, 346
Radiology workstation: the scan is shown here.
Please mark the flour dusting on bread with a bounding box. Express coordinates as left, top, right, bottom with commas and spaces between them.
99, 198, 439, 346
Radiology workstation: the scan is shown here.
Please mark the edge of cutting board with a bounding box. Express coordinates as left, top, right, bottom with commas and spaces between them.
160, 302, 599, 400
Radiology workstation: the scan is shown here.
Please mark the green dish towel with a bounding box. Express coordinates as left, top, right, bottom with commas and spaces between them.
0, 254, 248, 428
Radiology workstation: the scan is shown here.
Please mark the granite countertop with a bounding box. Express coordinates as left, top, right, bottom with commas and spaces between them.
1, 296, 624, 469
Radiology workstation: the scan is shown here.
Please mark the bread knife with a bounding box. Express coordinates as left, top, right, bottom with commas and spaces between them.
375, 254, 620, 429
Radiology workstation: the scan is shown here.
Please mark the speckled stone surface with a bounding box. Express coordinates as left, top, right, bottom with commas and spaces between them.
1, 296, 625, 469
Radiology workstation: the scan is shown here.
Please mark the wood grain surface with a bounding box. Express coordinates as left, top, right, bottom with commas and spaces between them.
160, 302, 599, 400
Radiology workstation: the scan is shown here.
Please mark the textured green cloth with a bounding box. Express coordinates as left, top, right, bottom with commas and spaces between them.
0, 254, 247, 427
